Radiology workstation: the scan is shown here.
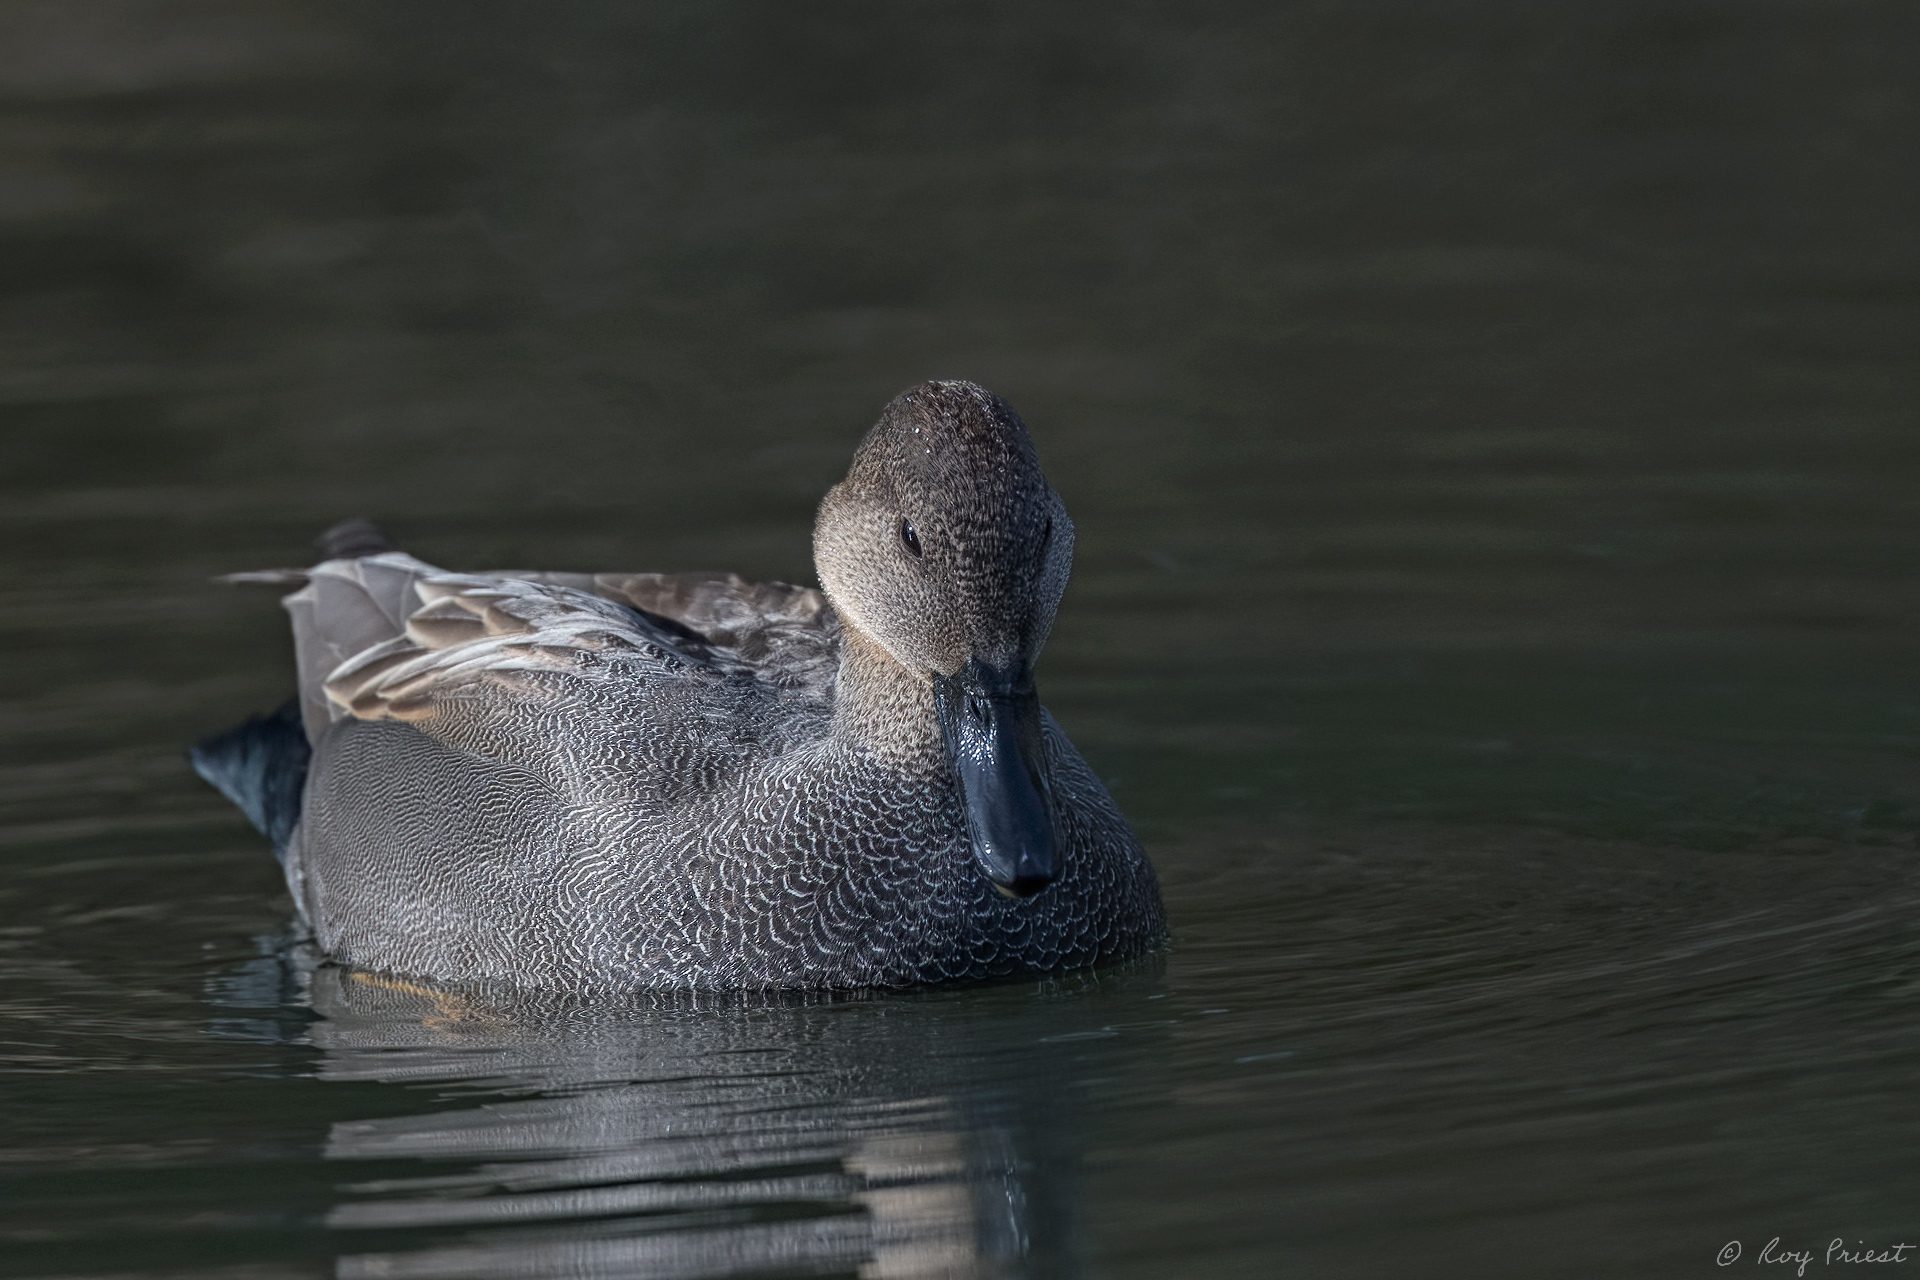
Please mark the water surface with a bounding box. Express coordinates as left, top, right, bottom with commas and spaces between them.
2, 2, 1917, 1277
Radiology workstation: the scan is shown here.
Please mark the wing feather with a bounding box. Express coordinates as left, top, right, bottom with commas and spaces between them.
281, 555, 840, 742
512, 570, 840, 692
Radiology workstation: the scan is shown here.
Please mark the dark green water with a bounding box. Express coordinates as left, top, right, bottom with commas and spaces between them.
3, 3, 1918, 1277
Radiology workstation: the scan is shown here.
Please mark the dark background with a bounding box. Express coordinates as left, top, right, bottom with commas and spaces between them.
1, 3, 1916, 1277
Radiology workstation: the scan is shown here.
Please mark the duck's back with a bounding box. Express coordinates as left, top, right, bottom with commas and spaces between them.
272, 554, 844, 987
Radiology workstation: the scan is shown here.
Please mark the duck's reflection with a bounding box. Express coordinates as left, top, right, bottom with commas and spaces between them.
225, 954, 1152, 1279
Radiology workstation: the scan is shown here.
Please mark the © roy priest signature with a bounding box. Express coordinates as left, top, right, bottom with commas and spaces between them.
1719, 1238, 1915, 1277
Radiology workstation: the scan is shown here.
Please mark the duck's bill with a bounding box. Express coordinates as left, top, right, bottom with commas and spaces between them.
931, 660, 1059, 898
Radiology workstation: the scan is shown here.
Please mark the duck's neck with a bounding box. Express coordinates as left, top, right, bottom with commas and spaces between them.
831, 629, 943, 764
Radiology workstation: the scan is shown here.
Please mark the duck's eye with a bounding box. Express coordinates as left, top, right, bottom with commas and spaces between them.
899, 518, 922, 558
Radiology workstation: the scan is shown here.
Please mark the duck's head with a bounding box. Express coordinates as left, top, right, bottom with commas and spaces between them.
815, 380, 1075, 898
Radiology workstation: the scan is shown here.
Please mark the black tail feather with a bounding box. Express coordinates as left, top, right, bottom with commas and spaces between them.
190, 700, 312, 858
316, 518, 392, 560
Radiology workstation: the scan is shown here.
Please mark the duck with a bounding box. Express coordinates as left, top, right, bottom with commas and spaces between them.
193, 380, 1166, 991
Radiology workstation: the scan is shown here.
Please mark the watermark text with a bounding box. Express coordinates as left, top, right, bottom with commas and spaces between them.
1717, 1239, 1915, 1277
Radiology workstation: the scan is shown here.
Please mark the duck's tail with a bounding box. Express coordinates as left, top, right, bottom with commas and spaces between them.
189, 700, 312, 860
315, 517, 392, 561
191, 521, 394, 858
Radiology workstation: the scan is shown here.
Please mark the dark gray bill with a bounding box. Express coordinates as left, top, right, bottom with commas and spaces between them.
931, 658, 1058, 897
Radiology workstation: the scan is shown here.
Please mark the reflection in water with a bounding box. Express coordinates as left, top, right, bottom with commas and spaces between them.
214, 950, 1153, 1279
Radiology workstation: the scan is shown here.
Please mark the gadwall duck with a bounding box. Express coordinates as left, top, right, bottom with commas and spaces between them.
193, 380, 1166, 990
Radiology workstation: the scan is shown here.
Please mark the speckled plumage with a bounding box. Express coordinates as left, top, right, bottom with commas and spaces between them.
202, 381, 1166, 991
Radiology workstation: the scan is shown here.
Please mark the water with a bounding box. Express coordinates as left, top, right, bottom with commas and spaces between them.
2, 2, 1917, 1276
